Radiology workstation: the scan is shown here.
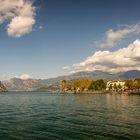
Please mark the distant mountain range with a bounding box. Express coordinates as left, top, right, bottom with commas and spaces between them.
2, 70, 140, 91
3, 78, 42, 91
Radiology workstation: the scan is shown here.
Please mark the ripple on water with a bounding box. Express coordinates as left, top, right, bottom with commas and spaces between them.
0, 92, 140, 140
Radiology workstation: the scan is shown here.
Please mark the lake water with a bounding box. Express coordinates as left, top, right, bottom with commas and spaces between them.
0, 92, 139, 140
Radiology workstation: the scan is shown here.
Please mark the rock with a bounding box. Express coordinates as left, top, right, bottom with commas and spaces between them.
0, 81, 8, 92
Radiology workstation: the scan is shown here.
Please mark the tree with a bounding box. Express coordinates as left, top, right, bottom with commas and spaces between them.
72, 79, 90, 88
117, 84, 122, 91
60, 80, 67, 91
89, 79, 106, 91
114, 83, 117, 91
95, 79, 106, 90
72, 79, 91, 91
125, 80, 133, 89
89, 81, 97, 90
109, 84, 112, 91
134, 78, 140, 82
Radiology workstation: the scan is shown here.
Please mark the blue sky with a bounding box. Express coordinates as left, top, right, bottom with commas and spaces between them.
0, 0, 140, 80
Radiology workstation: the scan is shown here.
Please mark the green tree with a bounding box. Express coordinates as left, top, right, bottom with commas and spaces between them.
118, 84, 122, 91
114, 83, 117, 91
109, 84, 112, 90
125, 80, 132, 89
134, 77, 140, 82
89, 79, 106, 91
95, 79, 106, 90
89, 81, 97, 90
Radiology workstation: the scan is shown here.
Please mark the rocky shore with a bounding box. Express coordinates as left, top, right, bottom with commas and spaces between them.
0, 81, 8, 92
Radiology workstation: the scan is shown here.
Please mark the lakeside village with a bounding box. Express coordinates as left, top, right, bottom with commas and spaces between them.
59, 78, 140, 94
0, 78, 140, 94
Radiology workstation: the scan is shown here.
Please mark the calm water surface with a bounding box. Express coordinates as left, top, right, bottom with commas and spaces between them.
0, 92, 139, 140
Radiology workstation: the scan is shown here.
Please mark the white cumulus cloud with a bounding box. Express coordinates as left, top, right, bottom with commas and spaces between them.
74, 39, 140, 73
7, 16, 35, 37
0, 0, 36, 37
96, 23, 140, 48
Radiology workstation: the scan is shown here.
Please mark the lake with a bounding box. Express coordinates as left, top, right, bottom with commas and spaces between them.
0, 92, 139, 140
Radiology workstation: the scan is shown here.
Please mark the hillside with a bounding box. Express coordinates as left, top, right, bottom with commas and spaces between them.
2, 70, 140, 91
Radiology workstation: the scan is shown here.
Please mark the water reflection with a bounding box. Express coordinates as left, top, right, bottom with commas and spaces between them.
0, 92, 139, 140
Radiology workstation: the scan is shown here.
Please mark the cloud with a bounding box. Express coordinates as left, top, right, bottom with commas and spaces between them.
62, 66, 70, 70
18, 74, 31, 80
7, 16, 35, 37
96, 23, 140, 48
74, 39, 140, 73
0, 0, 36, 37
39, 26, 43, 30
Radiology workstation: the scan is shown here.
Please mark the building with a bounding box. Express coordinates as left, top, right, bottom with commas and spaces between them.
106, 80, 125, 91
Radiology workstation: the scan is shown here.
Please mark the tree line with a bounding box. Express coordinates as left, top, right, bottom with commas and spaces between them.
125, 78, 140, 90
60, 79, 106, 93
60, 77, 140, 93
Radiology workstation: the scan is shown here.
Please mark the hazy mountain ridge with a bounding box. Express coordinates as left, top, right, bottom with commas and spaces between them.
41, 70, 140, 85
2, 70, 140, 91
3, 78, 43, 91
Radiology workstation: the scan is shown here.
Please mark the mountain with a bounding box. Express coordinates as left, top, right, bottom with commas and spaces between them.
41, 71, 115, 85
0, 81, 7, 92
118, 70, 140, 79
2, 70, 140, 91
3, 78, 43, 91
41, 70, 140, 85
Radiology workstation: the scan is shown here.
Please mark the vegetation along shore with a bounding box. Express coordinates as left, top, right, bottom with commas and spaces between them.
59, 78, 140, 95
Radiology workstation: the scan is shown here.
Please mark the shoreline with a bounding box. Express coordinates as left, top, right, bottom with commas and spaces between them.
60, 90, 140, 95
1, 90, 140, 95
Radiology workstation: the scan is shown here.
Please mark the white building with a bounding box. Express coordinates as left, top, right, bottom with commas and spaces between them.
106, 80, 125, 91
